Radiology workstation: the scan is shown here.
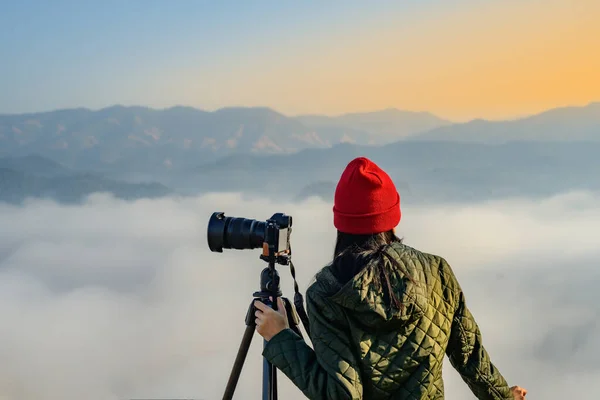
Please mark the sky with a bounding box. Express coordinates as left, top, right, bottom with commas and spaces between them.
0, 189, 599, 399
1, 0, 599, 121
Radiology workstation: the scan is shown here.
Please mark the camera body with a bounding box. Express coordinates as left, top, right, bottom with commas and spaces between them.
264, 212, 292, 255
207, 211, 292, 255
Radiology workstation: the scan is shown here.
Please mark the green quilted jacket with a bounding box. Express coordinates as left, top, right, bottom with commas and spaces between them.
262, 241, 513, 399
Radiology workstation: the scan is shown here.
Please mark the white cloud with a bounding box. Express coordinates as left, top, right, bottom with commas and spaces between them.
0, 190, 598, 399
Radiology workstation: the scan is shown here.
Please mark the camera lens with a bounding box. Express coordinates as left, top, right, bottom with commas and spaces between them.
207, 212, 266, 252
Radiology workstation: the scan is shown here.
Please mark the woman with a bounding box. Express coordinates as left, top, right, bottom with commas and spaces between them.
254, 157, 527, 400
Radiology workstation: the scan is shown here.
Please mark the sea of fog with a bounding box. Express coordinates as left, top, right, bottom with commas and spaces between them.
0, 190, 599, 399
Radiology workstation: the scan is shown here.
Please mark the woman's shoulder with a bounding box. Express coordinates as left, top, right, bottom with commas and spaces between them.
385, 241, 459, 285
385, 240, 445, 266
306, 263, 342, 298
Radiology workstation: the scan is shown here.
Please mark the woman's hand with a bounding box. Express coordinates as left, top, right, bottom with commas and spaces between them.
254, 297, 289, 341
510, 386, 527, 399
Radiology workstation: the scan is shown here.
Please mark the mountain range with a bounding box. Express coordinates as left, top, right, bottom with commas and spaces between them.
0, 102, 598, 204
410, 102, 600, 143
0, 155, 170, 204
0, 106, 450, 174
183, 140, 600, 204
2, 102, 598, 176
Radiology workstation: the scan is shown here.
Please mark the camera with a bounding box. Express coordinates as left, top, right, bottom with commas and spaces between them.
209, 212, 309, 400
207, 212, 292, 254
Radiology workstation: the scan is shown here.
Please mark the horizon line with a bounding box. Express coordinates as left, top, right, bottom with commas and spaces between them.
1, 100, 599, 125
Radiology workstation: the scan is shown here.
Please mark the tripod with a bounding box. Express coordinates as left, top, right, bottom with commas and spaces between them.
223, 214, 310, 400
222, 266, 303, 400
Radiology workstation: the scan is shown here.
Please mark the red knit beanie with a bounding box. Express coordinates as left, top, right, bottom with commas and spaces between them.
333, 157, 401, 235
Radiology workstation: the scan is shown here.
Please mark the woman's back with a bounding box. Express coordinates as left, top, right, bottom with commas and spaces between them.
305, 240, 511, 399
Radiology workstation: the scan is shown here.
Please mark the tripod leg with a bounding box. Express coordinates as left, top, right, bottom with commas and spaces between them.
264, 297, 303, 400
222, 324, 255, 400
271, 354, 278, 400
263, 339, 276, 400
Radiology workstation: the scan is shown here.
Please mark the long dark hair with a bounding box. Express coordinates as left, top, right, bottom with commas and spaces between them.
331, 230, 413, 310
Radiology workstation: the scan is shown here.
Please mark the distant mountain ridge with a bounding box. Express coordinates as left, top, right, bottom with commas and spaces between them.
2, 137, 600, 206
0, 154, 71, 177
0, 105, 450, 173
0, 105, 314, 171
296, 108, 451, 144
408, 102, 600, 143
1, 102, 599, 176
182, 139, 600, 204
0, 155, 171, 204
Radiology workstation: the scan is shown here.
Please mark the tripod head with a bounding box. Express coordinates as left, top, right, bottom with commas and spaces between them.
253, 266, 282, 300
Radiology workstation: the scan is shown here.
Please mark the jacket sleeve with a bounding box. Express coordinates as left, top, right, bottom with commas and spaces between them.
445, 270, 513, 400
262, 287, 363, 400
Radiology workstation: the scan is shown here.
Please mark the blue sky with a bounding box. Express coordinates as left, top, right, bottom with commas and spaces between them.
1, 0, 598, 120
0, 0, 450, 113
